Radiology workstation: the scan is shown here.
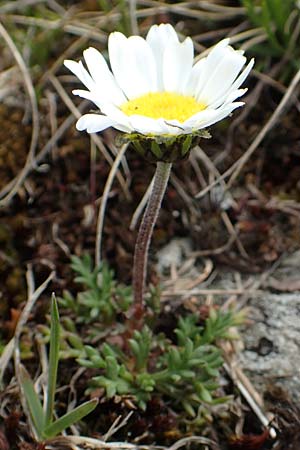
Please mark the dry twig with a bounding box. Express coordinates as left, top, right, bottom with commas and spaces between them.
0, 21, 39, 206
195, 65, 300, 199
95, 143, 128, 266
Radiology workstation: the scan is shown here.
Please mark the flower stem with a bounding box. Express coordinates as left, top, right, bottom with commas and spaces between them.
132, 161, 172, 323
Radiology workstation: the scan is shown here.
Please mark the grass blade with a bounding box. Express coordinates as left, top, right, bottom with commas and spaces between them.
45, 293, 60, 427
43, 399, 98, 438
19, 365, 45, 440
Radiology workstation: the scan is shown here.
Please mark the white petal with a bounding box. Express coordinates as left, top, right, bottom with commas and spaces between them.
108, 32, 130, 95
76, 114, 115, 133
184, 58, 206, 96
210, 88, 247, 109
197, 48, 246, 105
192, 39, 231, 96
163, 119, 192, 135
224, 88, 247, 104
146, 23, 179, 90
185, 103, 244, 130
200, 103, 244, 128
127, 36, 158, 92
72, 91, 133, 130
184, 109, 221, 127
83, 47, 126, 105
205, 38, 231, 63
146, 23, 179, 47
129, 115, 169, 135
229, 58, 255, 91
209, 59, 254, 109
108, 32, 157, 99
163, 37, 194, 93
64, 60, 95, 91
72, 89, 104, 109
101, 104, 132, 131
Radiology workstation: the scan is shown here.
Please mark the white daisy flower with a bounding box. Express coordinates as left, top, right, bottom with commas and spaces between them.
64, 23, 254, 137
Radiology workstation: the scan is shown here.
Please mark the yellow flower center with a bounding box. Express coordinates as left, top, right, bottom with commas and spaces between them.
121, 92, 206, 122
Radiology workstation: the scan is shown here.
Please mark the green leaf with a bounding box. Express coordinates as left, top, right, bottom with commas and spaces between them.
129, 326, 152, 370
168, 347, 181, 368
241, 0, 260, 26
198, 384, 213, 403
77, 358, 98, 369
19, 365, 45, 440
181, 134, 192, 156
171, 373, 181, 382
133, 140, 146, 157
85, 345, 100, 358
185, 338, 193, 357
67, 333, 84, 350
150, 141, 163, 158
265, 0, 286, 34
182, 400, 195, 417
43, 399, 98, 438
71, 254, 99, 291
45, 294, 60, 427
105, 356, 119, 380
209, 395, 233, 405
129, 339, 140, 358
180, 370, 195, 379
106, 380, 117, 398
102, 343, 120, 359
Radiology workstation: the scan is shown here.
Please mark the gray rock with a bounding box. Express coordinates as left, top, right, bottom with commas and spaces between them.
156, 238, 192, 273
238, 289, 300, 401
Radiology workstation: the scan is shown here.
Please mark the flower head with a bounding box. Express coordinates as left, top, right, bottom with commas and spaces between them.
64, 24, 254, 138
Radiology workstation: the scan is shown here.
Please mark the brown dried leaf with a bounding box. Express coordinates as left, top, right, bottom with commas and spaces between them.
228, 428, 269, 450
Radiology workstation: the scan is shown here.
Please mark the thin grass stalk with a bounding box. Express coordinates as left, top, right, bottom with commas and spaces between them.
45, 294, 60, 427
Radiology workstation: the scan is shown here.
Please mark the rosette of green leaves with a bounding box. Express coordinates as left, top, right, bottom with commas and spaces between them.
78, 309, 241, 415
59, 255, 132, 324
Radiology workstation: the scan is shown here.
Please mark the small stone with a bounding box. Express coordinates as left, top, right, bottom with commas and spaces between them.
156, 238, 192, 273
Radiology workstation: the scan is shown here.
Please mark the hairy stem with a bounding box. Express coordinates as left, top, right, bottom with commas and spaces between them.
132, 161, 172, 323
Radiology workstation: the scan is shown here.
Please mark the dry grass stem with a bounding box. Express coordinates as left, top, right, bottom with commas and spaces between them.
0, 338, 15, 386
13, 265, 55, 439
191, 235, 236, 257
129, 0, 139, 35
0, 21, 39, 206
0, 110, 84, 200
223, 357, 276, 439
195, 64, 300, 199
138, 0, 245, 20
168, 436, 217, 450
170, 173, 199, 218
189, 153, 208, 189
40, 36, 89, 85
130, 176, 154, 231
221, 211, 248, 259
46, 89, 59, 159
103, 412, 134, 442
240, 33, 267, 51
47, 433, 217, 450
95, 143, 128, 266
13, 266, 55, 364
1, 14, 107, 42
161, 288, 260, 298
227, 64, 300, 188
178, 259, 214, 291
236, 255, 285, 310
49, 74, 130, 197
